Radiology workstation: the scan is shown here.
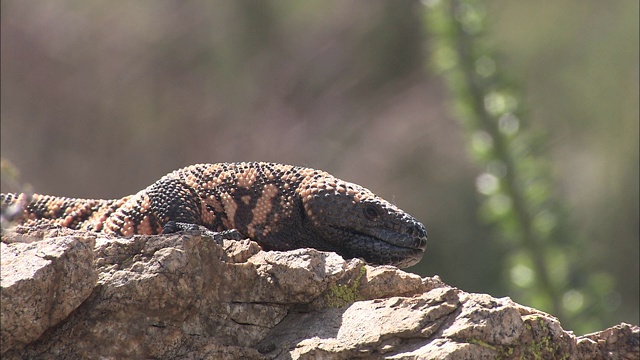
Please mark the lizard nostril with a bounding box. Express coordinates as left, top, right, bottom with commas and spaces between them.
405, 223, 425, 238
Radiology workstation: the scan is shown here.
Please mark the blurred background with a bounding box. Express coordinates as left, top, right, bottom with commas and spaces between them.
1, 1, 637, 333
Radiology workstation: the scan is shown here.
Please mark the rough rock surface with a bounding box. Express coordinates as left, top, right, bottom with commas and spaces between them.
1, 227, 97, 353
1, 226, 638, 359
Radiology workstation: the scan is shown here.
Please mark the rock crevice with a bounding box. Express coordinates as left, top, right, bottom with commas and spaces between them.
1, 226, 638, 359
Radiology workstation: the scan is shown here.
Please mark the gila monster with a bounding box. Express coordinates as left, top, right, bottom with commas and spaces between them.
1, 162, 427, 268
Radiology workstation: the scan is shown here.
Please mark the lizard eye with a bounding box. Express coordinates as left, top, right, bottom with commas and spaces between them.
363, 204, 381, 221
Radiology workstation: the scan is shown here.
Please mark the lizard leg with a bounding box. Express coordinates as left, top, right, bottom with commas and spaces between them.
162, 220, 243, 243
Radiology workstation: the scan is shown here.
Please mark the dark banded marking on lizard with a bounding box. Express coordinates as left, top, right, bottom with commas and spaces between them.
1, 162, 427, 268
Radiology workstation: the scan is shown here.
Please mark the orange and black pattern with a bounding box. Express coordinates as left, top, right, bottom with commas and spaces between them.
1, 162, 427, 267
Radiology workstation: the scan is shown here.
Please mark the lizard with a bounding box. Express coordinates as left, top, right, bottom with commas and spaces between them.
1, 162, 427, 268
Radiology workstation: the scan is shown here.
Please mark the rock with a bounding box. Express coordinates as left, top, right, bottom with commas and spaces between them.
1, 227, 97, 354
1, 226, 637, 359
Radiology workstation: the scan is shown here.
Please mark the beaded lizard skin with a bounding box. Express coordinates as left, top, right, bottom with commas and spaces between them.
1, 162, 427, 268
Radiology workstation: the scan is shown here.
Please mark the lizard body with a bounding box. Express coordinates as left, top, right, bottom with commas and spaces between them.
1, 162, 427, 267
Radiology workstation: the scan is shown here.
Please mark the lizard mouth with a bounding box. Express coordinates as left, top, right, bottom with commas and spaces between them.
333, 226, 427, 268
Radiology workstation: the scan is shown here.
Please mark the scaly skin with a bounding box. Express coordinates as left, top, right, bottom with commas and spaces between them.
1, 162, 427, 267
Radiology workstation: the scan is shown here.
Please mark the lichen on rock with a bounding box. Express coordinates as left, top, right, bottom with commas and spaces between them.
1, 226, 638, 359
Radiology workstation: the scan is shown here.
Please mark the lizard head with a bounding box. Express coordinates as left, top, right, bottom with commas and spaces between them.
297, 174, 427, 268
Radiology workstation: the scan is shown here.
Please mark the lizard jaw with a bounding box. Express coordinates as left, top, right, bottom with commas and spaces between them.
332, 225, 427, 268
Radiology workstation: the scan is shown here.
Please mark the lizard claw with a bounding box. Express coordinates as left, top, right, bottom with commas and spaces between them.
162, 221, 243, 244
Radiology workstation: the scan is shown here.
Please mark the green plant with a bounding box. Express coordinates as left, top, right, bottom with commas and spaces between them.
424, 0, 613, 333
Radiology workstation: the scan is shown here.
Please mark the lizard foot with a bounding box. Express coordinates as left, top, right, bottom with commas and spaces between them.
162, 221, 244, 243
